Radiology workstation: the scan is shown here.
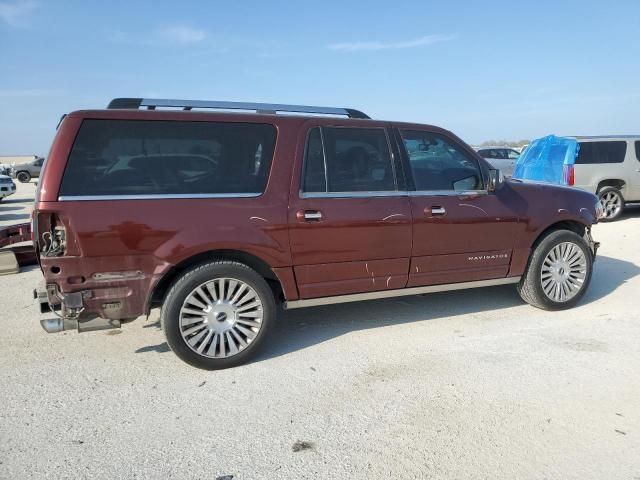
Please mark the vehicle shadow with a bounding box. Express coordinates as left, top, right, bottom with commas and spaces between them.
581, 254, 640, 305
256, 254, 638, 362
1, 197, 34, 204
133, 255, 638, 363
0, 213, 31, 222
0, 205, 20, 212
619, 204, 640, 220
135, 343, 171, 353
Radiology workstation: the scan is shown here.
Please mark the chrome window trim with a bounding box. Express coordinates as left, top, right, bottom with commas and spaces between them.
284, 276, 522, 309
300, 191, 408, 199
57, 193, 261, 201
299, 189, 489, 199
409, 189, 488, 197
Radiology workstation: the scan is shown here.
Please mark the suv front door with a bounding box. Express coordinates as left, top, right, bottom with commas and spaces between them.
289, 125, 412, 299
397, 129, 520, 287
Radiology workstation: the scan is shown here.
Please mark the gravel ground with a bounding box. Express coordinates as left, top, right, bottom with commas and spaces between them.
1, 182, 639, 479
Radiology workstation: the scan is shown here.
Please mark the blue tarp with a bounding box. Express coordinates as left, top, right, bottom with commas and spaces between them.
512, 135, 578, 185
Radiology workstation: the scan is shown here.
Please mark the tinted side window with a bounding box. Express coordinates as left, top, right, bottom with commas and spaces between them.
477, 149, 492, 158
60, 119, 276, 196
576, 141, 627, 164
400, 130, 484, 191
635, 141, 640, 162
302, 127, 396, 193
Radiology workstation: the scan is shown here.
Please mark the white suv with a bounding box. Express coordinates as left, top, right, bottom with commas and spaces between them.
569, 136, 640, 221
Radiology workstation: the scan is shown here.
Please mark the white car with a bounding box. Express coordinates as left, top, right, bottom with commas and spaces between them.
475, 147, 521, 177
0, 174, 16, 201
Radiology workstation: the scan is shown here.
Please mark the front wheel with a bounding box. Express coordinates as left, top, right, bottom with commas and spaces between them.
16, 171, 31, 183
517, 230, 593, 310
161, 261, 276, 370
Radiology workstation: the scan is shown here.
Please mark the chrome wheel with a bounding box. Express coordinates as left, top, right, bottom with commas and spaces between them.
540, 242, 587, 302
600, 191, 622, 219
179, 277, 263, 359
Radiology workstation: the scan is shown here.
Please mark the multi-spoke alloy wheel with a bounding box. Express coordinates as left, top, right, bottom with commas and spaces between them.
517, 230, 593, 310
180, 278, 263, 358
540, 242, 587, 302
598, 187, 624, 221
162, 261, 275, 370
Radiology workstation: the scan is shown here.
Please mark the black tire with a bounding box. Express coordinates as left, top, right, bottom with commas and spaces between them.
597, 186, 624, 222
161, 260, 276, 370
517, 230, 593, 310
16, 171, 31, 183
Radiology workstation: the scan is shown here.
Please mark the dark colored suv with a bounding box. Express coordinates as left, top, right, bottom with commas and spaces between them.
34, 98, 602, 369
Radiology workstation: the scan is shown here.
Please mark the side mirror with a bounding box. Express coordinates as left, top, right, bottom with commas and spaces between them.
487, 168, 504, 192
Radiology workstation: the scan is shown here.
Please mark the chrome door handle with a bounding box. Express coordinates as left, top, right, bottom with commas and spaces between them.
297, 210, 323, 222
430, 206, 446, 216
305, 211, 323, 220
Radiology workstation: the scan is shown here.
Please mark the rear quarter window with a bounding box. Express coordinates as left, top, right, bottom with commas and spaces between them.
59, 119, 276, 197
635, 141, 640, 162
576, 141, 627, 164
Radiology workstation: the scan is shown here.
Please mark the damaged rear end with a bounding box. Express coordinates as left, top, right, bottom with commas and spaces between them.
34, 204, 153, 333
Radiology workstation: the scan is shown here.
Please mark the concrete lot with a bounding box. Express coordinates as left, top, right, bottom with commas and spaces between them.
1, 181, 639, 480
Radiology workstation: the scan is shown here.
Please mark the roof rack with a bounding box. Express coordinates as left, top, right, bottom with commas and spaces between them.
107, 98, 370, 119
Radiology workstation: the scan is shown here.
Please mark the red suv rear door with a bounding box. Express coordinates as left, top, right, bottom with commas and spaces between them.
396, 128, 520, 287
288, 124, 412, 299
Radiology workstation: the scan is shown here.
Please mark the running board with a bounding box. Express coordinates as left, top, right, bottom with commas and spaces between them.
283, 276, 521, 310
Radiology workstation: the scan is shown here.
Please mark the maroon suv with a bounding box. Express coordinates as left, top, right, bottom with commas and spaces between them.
34, 98, 602, 369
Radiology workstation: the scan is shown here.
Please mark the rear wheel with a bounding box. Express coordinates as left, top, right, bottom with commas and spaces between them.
16, 171, 31, 183
517, 230, 593, 310
597, 186, 624, 221
161, 261, 276, 370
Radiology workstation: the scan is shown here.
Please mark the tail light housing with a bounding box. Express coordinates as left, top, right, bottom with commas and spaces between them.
36, 213, 66, 257
563, 164, 575, 186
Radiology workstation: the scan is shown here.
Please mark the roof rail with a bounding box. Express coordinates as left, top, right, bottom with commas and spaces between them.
107, 98, 370, 119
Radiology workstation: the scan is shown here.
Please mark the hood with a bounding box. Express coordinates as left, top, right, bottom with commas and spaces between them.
506, 178, 600, 225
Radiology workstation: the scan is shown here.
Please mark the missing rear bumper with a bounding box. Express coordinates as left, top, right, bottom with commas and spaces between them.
35, 283, 122, 333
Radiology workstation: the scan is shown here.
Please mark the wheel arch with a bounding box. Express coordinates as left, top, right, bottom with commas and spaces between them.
530, 220, 589, 250
147, 249, 285, 313
596, 179, 626, 197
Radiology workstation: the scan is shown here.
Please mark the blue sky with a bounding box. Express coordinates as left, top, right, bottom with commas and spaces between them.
1, 0, 639, 155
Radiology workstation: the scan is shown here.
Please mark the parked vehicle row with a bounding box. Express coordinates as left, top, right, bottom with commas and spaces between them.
33, 98, 602, 369
0, 155, 44, 183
